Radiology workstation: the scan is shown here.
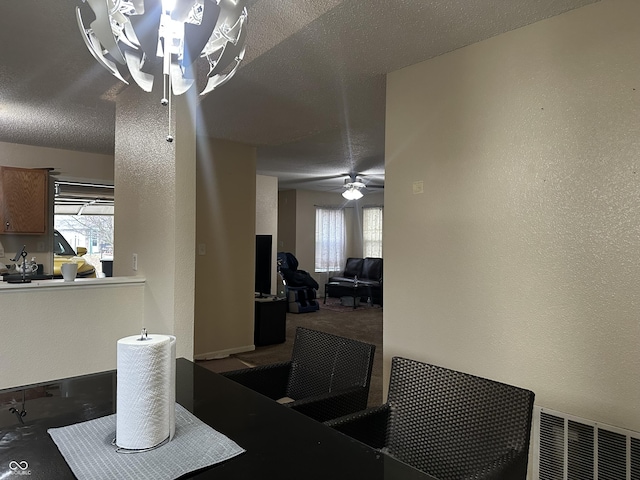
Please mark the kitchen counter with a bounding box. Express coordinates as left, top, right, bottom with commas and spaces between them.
0, 276, 146, 389
0, 275, 144, 290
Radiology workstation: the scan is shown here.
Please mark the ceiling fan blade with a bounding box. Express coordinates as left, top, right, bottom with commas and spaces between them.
282, 174, 348, 185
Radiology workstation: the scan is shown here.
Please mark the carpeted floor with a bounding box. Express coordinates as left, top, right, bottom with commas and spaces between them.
197, 297, 383, 406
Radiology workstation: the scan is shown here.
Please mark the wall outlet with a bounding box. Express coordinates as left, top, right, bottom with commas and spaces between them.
132, 253, 138, 271
37, 242, 45, 252
413, 180, 424, 194
198, 243, 206, 256
0, 240, 4, 258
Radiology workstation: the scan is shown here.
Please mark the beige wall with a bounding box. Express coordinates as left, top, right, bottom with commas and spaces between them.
194, 139, 256, 359
256, 175, 278, 295
277, 190, 297, 254
385, 0, 640, 435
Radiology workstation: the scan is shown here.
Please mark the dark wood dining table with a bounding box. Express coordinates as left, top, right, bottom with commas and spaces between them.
0, 358, 435, 479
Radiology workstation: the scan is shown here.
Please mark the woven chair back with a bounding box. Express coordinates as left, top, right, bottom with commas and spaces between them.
385, 357, 534, 480
287, 328, 375, 400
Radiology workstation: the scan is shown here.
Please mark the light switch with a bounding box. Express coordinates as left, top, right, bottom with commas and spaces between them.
198, 243, 206, 256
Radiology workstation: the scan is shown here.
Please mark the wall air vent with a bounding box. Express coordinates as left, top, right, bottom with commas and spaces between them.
533, 406, 640, 480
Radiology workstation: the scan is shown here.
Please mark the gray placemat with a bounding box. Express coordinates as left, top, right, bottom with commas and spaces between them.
48, 403, 245, 480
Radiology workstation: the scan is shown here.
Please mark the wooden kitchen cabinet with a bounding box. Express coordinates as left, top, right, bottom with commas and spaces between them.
0, 166, 48, 234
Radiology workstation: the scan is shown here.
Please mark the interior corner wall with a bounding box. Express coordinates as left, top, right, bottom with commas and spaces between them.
194, 138, 256, 359
256, 175, 278, 295
113, 85, 196, 361
384, 0, 640, 434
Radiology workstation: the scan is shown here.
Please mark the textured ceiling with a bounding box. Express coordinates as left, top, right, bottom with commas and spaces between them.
0, 0, 600, 192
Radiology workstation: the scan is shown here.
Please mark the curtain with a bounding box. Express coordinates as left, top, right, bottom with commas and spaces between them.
363, 206, 383, 258
315, 207, 346, 273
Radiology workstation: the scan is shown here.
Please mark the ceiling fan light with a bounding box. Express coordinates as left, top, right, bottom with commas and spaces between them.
342, 186, 363, 200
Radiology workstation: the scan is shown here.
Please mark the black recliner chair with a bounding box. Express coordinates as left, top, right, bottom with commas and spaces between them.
277, 252, 319, 313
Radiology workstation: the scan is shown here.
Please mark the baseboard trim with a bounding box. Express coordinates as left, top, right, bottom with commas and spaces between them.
194, 344, 255, 361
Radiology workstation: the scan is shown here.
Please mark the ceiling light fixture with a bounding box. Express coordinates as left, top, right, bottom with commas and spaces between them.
342, 185, 364, 200
76, 0, 248, 142
342, 177, 366, 200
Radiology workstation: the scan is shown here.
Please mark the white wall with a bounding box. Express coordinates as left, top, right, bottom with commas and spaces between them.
0, 279, 144, 389
385, 0, 640, 435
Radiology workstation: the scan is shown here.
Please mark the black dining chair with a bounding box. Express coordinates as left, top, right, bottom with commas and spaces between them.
222, 327, 376, 423
326, 356, 535, 480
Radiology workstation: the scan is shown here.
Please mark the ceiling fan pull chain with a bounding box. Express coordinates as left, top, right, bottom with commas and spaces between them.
162, 72, 174, 143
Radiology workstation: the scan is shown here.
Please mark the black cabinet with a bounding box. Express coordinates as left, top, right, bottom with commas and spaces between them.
254, 298, 287, 346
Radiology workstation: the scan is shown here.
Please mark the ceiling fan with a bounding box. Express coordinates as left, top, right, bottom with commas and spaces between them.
341, 173, 383, 200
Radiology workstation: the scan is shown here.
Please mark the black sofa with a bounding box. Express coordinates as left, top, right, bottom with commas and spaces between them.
328, 257, 383, 306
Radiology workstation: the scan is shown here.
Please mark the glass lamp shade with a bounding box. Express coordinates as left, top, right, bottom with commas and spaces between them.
342, 187, 364, 200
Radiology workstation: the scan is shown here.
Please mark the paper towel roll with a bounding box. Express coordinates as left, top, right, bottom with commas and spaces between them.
116, 333, 176, 451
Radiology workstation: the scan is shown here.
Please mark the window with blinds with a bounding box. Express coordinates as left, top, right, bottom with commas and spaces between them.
315, 207, 346, 272
363, 206, 383, 258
